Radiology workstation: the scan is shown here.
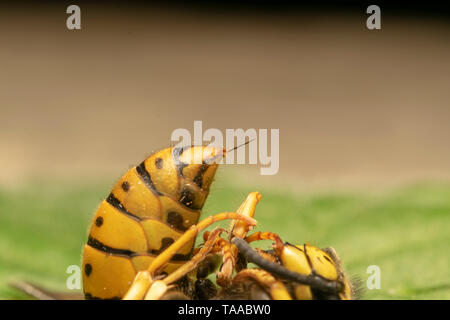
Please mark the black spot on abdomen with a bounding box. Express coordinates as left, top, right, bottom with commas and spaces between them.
84, 264, 92, 277
193, 164, 208, 188
148, 237, 192, 261
179, 189, 195, 208
167, 211, 186, 232
155, 157, 163, 169
121, 181, 130, 192
160, 237, 175, 251
95, 216, 103, 227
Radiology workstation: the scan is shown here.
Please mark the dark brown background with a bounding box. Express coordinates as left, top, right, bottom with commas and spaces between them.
1, 3, 449, 188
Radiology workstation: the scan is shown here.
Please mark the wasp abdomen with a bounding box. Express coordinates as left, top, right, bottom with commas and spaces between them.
82, 146, 222, 299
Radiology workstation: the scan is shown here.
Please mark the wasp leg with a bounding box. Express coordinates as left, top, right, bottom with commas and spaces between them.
206, 235, 235, 287
245, 231, 285, 252
123, 210, 256, 300
144, 281, 174, 300
122, 270, 154, 300
161, 228, 224, 286
148, 211, 256, 277
216, 227, 284, 287
243, 231, 285, 266
211, 192, 262, 287
144, 228, 224, 300
233, 269, 292, 300
163, 193, 262, 292
229, 192, 262, 238
254, 248, 279, 264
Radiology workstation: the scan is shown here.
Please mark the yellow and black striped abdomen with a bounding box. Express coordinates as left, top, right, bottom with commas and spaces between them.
82, 146, 221, 299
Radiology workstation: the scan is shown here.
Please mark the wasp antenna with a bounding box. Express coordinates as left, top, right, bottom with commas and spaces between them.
204, 138, 256, 164
227, 138, 255, 153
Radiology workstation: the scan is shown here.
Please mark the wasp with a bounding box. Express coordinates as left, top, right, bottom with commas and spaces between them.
82, 144, 259, 300
12, 144, 357, 300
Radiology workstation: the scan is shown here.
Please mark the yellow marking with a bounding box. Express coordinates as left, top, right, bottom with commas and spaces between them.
140, 219, 195, 255
234, 269, 292, 300
112, 167, 162, 220
200, 165, 219, 191
301, 244, 338, 281
144, 148, 180, 198
179, 146, 220, 191
159, 195, 201, 229
279, 245, 312, 276
82, 245, 136, 299
294, 284, 313, 300
89, 201, 148, 253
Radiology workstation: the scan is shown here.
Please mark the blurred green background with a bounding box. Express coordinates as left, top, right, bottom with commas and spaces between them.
1, 177, 449, 299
